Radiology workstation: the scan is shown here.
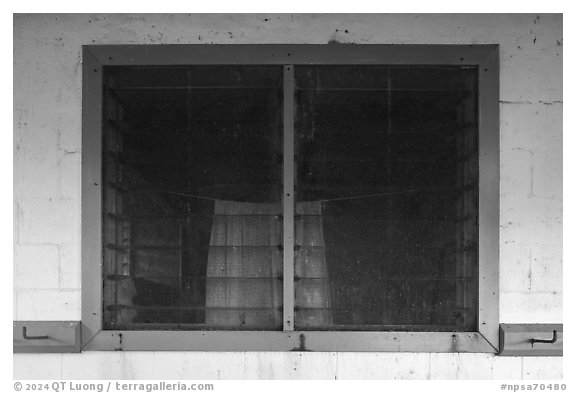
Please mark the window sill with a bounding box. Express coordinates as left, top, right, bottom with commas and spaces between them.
82, 329, 497, 352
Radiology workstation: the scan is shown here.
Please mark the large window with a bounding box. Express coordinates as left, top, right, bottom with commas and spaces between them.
82, 45, 499, 351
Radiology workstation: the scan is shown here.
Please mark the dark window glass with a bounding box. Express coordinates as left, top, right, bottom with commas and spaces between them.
101, 63, 479, 333
102, 66, 284, 330
294, 66, 479, 331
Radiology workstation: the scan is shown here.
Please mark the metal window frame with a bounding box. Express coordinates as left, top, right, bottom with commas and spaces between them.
82, 44, 499, 352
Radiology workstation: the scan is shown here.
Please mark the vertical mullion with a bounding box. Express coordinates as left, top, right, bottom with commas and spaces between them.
283, 65, 295, 331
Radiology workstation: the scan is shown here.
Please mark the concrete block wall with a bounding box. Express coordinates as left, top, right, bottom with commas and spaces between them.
13, 13, 562, 379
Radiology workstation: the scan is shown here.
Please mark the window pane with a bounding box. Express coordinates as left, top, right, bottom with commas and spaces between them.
294, 65, 479, 331
102, 66, 283, 330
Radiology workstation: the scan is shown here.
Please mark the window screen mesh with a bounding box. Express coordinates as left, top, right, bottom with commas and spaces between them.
101, 63, 479, 332
294, 66, 479, 331
102, 66, 284, 330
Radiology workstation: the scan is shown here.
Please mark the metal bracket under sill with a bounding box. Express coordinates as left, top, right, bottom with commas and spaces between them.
499, 324, 563, 356
13, 321, 81, 353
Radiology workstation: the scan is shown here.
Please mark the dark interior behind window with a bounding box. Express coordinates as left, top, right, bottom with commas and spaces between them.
101, 64, 478, 332
294, 66, 478, 331
102, 66, 284, 330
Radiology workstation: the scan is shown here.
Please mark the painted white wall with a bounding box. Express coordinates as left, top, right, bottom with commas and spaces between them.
13, 13, 563, 379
